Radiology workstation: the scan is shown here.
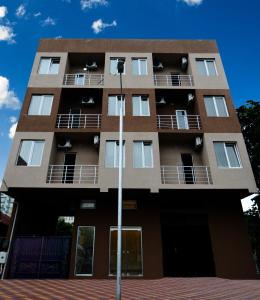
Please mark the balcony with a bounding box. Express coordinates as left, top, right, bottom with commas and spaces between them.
47, 165, 98, 184
63, 74, 104, 86
56, 114, 102, 129
154, 74, 193, 87
157, 115, 201, 130
161, 166, 212, 185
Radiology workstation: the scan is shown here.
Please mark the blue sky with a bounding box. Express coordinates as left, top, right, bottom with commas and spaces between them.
0, 0, 260, 182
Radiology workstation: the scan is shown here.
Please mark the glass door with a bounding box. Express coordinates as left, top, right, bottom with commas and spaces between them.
75, 226, 95, 276
109, 227, 143, 276
176, 110, 189, 129
75, 73, 85, 86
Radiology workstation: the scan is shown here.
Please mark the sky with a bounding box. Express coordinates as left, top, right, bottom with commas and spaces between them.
0, 0, 260, 200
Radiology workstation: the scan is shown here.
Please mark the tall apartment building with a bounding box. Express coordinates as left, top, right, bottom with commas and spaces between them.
1, 39, 257, 279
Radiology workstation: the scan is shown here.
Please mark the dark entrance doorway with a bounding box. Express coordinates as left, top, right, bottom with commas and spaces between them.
181, 153, 194, 184
161, 213, 215, 277
62, 153, 76, 183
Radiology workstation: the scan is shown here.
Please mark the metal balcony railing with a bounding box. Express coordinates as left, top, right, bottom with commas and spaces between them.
161, 166, 212, 184
63, 74, 104, 86
47, 165, 98, 184
154, 74, 194, 87
157, 115, 201, 130
56, 114, 102, 129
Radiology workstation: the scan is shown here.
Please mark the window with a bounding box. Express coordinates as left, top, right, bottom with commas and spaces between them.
132, 58, 148, 75
16, 140, 44, 166
132, 95, 150, 116
28, 95, 54, 116
196, 59, 217, 76
75, 226, 95, 276
204, 96, 229, 117
214, 142, 241, 168
108, 95, 125, 116
105, 140, 125, 168
110, 58, 125, 75
38, 57, 60, 74
133, 141, 153, 168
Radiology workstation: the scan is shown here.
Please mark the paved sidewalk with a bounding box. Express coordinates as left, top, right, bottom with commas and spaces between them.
0, 278, 260, 300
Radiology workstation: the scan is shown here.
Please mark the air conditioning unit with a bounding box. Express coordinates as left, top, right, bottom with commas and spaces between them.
0, 252, 7, 264
195, 137, 203, 149
83, 62, 98, 71
188, 93, 195, 104
156, 97, 166, 105
94, 135, 100, 146
181, 57, 188, 71
57, 138, 72, 150
81, 97, 95, 105
153, 62, 164, 71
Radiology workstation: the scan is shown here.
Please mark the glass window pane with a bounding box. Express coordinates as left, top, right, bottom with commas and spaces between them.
132, 96, 140, 116
38, 58, 50, 74
143, 143, 153, 167
176, 110, 188, 129
204, 97, 217, 116
17, 141, 32, 166
133, 142, 143, 168
110, 59, 118, 75
105, 141, 115, 167
28, 96, 41, 115
207, 60, 217, 76
226, 144, 240, 167
132, 59, 139, 75
215, 97, 228, 117
75, 227, 95, 275
41, 96, 53, 115
108, 96, 117, 115
140, 59, 147, 75
196, 60, 207, 75
49, 59, 60, 74
214, 142, 228, 167
141, 97, 149, 116
30, 141, 44, 166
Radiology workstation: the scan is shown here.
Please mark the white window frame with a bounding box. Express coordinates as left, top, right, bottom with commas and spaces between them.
214, 142, 242, 169
132, 58, 148, 75
16, 140, 45, 167
105, 140, 125, 168
74, 226, 95, 277
176, 110, 189, 129
204, 96, 229, 117
108, 95, 125, 116
110, 57, 126, 75
132, 95, 150, 116
196, 59, 218, 76
28, 95, 54, 116
133, 141, 153, 168
38, 57, 60, 74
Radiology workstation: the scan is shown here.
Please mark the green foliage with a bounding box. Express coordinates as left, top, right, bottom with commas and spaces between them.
56, 218, 73, 236
237, 100, 260, 187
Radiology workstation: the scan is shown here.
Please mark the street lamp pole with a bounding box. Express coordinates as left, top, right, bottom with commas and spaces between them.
116, 59, 124, 300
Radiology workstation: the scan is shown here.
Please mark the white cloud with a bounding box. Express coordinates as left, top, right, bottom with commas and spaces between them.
0, 76, 20, 109
0, 25, 15, 43
178, 0, 203, 6
81, 0, 108, 10
9, 116, 17, 123
15, 4, 26, 18
33, 12, 42, 18
41, 17, 56, 27
9, 122, 17, 139
55, 35, 62, 39
91, 19, 117, 34
0, 6, 7, 18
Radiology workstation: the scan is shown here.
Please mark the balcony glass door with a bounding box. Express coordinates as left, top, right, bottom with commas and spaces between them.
75, 73, 85, 86
62, 153, 76, 183
109, 227, 143, 276
176, 110, 189, 129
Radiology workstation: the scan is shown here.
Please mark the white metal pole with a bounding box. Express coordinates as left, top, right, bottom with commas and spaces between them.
116, 72, 123, 300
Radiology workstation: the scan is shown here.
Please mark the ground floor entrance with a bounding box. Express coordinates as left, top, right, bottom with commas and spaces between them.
6, 189, 257, 280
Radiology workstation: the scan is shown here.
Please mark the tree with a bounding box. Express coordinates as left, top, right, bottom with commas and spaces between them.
237, 100, 260, 188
